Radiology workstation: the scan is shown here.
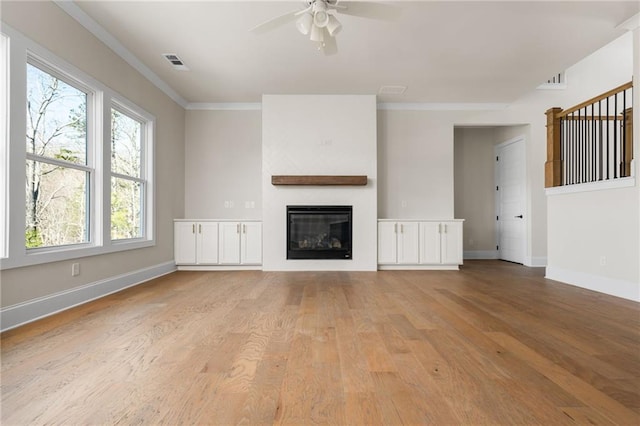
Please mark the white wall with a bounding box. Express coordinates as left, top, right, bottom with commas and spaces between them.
543, 29, 639, 301
262, 95, 377, 271
378, 111, 454, 219
185, 110, 261, 220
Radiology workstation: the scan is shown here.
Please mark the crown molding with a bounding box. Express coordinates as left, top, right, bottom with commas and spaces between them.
617, 12, 640, 31
377, 102, 509, 111
187, 103, 263, 111
53, 0, 188, 108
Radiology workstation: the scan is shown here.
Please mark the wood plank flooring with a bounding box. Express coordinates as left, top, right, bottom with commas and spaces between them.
1, 260, 639, 425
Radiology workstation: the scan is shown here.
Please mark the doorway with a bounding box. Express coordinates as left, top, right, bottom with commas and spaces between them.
495, 136, 526, 264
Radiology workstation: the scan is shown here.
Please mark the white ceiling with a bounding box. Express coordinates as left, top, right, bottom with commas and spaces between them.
70, 1, 639, 105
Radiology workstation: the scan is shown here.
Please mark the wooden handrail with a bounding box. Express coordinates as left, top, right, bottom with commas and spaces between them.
558, 81, 632, 118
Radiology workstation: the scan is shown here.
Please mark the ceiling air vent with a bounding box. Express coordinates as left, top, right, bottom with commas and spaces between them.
162, 53, 189, 71
378, 85, 407, 95
537, 72, 566, 90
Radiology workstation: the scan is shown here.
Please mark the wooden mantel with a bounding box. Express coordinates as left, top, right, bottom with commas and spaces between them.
271, 175, 368, 186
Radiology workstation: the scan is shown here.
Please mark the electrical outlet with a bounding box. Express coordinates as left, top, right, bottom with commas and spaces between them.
599, 256, 607, 266
71, 263, 80, 277
401, 200, 407, 208
224, 201, 230, 208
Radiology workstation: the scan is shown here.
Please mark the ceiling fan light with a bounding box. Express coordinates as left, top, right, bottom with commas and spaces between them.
326, 15, 341, 36
296, 12, 313, 35
314, 10, 329, 28
309, 24, 324, 42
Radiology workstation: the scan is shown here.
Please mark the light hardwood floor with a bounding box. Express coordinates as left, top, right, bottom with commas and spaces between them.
1, 261, 639, 425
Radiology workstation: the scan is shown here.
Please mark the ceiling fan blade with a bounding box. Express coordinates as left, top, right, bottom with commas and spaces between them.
322, 32, 338, 56
334, 1, 402, 21
249, 9, 300, 34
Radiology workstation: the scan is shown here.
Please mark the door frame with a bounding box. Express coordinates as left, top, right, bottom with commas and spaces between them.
494, 135, 527, 264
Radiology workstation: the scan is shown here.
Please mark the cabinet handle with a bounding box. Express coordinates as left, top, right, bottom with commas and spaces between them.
243, 224, 246, 234
192, 224, 195, 234
400, 224, 404, 233
394, 223, 397, 233
199, 224, 202, 234
237, 223, 240, 234
443, 224, 447, 233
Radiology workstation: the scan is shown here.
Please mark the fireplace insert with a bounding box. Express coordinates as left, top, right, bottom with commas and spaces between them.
287, 205, 352, 260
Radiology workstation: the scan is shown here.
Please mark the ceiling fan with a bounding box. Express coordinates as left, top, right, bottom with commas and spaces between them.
250, 1, 400, 55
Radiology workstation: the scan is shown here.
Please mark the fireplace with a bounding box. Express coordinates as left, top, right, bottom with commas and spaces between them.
287, 206, 352, 260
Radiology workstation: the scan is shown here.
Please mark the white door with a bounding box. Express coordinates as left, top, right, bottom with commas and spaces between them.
219, 222, 241, 264
397, 222, 419, 264
241, 222, 262, 265
441, 221, 463, 264
419, 222, 441, 264
197, 222, 219, 264
174, 222, 196, 264
378, 222, 398, 264
496, 137, 526, 264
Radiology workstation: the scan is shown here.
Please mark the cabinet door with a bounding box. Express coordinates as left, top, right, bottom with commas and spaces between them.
197, 222, 219, 264
397, 222, 419, 264
241, 222, 262, 265
419, 222, 441, 264
378, 222, 398, 264
219, 222, 241, 264
441, 221, 463, 264
174, 222, 196, 264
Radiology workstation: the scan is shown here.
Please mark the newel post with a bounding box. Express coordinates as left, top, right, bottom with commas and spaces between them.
623, 107, 633, 177
545, 107, 563, 187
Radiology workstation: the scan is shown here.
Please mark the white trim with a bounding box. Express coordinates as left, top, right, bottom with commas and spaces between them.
52, 0, 188, 108
187, 102, 262, 111
617, 12, 640, 31
464, 250, 499, 260
377, 103, 509, 111
546, 265, 640, 302
545, 177, 636, 196
536, 83, 567, 90
0, 261, 176, 332
524, 256, 547, 267
378, 264, 460, 271
185, 102, 512, 112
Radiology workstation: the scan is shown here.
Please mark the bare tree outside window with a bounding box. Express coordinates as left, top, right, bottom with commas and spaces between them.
25, 63, 89, 248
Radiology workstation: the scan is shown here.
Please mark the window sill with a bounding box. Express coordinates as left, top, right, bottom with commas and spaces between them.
545, 177, 636, 196
0, 239, 155, 270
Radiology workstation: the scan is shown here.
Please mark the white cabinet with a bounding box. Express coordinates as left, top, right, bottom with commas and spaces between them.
175, 220, 261, 268
174, 221, 218, 265
378, 221, 419, 264
419, 221, 463, 265
378, 220, 463, 269
218, 222, 262, 265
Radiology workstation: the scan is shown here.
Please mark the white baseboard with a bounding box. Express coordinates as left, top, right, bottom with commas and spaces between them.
177, 265, 262, 271
464, 250, 499, 260
0, 261, 176, 332
525, 256, 547, 267
546, 265, 640, 302
378, 264, 459, 271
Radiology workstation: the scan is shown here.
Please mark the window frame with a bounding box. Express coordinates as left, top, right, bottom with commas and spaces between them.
25, 57, 96, 251
109, 99, 154, 244
0, 24, 155, 270
0, 32, 9, 259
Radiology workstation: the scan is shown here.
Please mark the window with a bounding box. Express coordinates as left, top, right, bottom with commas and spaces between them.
0, 33, 8, 258
25, 61, 92, 249
0, 24, 155, 270
110, 106, 145, 240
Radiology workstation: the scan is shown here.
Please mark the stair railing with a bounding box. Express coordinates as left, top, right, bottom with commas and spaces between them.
545, 81, 633, 187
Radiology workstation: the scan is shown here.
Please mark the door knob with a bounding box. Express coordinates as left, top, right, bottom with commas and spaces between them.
515, 215, 523, 218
